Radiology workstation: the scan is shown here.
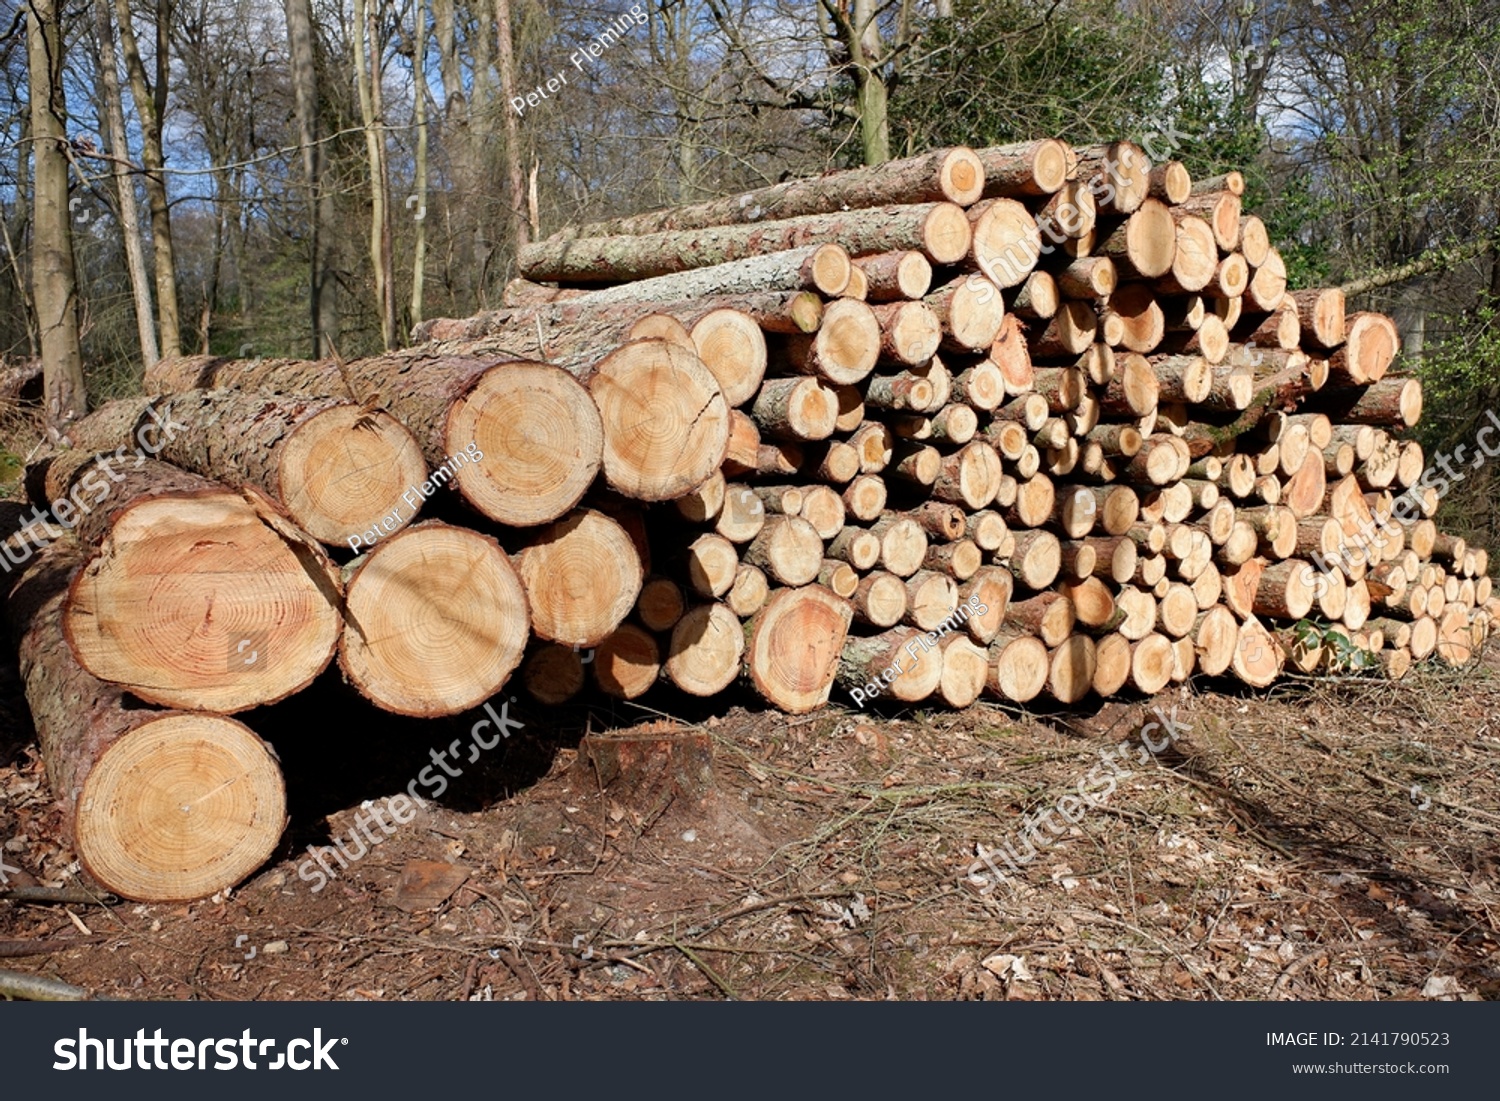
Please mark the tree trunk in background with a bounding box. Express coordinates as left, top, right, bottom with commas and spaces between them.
854, 0, 890, 165
494, 0, 530, 251
94, 0, 158, 369
6, 94, 39, 356
284, 0, 339, 357
354, 0, 396, 348
410, 0, 430, 327
431, 0, 476, 307
27, 0, 86, 429
113, 0, 181, 360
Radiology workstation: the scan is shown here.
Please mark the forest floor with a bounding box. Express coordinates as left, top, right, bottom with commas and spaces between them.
3, 646, 1498, 1002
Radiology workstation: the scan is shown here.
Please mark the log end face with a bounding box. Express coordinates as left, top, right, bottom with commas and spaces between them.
450, 362, 604, 527
941, 147, 987, 205
75, 714, 286, 903
519, 508, 643, 649
750, 586, 853, 713
923, 202, 975, 265
63, 492, 342, 713
280, 406, 429, 547
589, 341, 731, 501
343, 522, 530, 715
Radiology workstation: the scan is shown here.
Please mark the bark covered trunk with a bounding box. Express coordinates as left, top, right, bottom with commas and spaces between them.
6, 542, 287, 902
519, 203, 973, 282
54, 457, 343, 714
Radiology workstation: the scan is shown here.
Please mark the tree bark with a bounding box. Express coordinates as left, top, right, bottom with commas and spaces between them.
113, 0, 180, 359
28, 0, 87, 428
519, 203, 973, 282
7, 542, 286, 902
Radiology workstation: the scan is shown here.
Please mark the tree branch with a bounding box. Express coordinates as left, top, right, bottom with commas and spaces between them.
1339, 235, 1498, 298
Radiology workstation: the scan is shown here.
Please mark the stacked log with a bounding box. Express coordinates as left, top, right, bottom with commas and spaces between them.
409, 138, 1490, 708
6, 138, 1493, 903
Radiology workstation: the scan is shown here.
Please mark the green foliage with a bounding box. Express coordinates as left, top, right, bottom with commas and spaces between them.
888, 0, 1171, 153
1292, 618, 1377, 674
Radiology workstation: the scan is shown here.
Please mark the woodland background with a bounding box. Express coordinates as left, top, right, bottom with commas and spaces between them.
4, 0, 1500, 542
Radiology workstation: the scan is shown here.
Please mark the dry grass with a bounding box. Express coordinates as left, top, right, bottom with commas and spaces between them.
2, 655, 1497, 1002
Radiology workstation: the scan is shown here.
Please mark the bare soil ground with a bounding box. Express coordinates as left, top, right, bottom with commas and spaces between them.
3, 644, 1498, 1003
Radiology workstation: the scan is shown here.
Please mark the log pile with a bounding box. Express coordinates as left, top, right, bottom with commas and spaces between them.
5, 140, 1492, 902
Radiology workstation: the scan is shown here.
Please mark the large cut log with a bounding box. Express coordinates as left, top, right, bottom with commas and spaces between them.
785, 299, 883, 385
1310, 377, 1423, 430
58, 458, 342, 713
1047, 634, 1097, 702
587, 341, 732, 500
666, 603, 744, 696
1326, 312, 1399, 385
1101, 284, 1166, 352
1074, 141, 1151, 215
518, 202, 974, 282
856, 250, 934, 301
936, 634, 990, 707
552, 147, 985, 239
593, 625, 663, 700
751, 377, 838, 441
518, 508, 643, 647
341, 521, 530, 716
969, 198, 1043, 286
925, 275, 1005, 351
43, 392, 427, 550
747, 585, 853, 712
1231, 615, 1284, 687
499, 245, 853, 309
144, 353, 605, 524
977, 140, 1071, 197
6, 543, 286, 902
1098, 199, 1177, 279
987, 629, 1050, 702
840, 626, 943, 705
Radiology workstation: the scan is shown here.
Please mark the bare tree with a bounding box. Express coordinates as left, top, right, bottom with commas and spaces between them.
494, 0, 529, 248
410, 0, 429, 325
354, 0, 396, 348
92, 0, 159, 367
27, 0, 87, 428
284, 0, 339, 356
112, 0, 182, 359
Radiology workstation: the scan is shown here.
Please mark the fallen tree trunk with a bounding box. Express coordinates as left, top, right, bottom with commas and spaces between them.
58, 458, 343, 713
6, 542, 286, 902
518, 203, 974, 283
144, 353, 607, 523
